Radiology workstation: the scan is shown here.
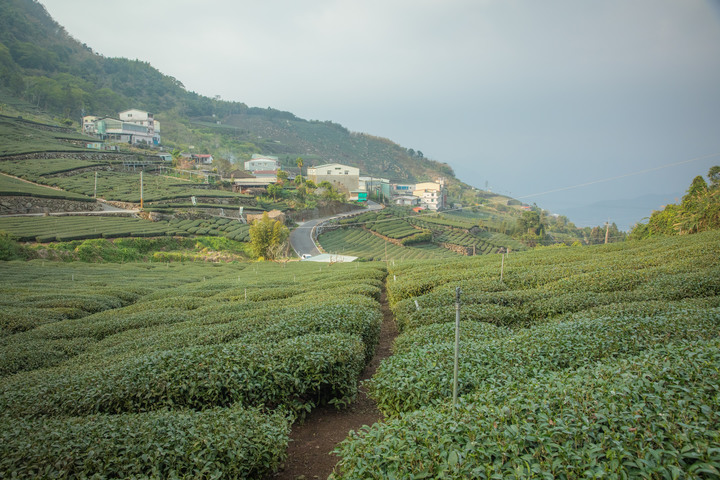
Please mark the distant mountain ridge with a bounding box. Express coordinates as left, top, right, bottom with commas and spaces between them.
0, 0, 460, 185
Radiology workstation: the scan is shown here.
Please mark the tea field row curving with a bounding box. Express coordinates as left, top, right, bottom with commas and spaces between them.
0, 157, 253, 204
0, 173, 92, 202
329, 208, 526, 259
0, 260, 386, 478
0, 212, 256, 246
318, 227, 458, 261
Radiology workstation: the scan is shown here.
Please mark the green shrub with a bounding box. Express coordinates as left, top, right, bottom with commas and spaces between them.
0, 232, 30, 260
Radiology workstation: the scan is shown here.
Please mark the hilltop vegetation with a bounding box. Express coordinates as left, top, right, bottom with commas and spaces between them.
631, 166, 720, 239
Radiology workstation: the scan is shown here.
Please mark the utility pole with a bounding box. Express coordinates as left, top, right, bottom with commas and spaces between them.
604, 221, 610, 244
140, 171, 144, 209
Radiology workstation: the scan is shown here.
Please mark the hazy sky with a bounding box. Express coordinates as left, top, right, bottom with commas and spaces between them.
40, 0, 720, 228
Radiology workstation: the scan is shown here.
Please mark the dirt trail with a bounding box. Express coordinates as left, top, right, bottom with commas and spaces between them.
267, 288, 398, 480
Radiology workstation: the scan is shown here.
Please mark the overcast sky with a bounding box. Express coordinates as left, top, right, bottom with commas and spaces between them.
40, 0, 720, 229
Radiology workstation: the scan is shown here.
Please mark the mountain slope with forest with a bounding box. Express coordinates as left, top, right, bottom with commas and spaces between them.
0, 0, 458, 185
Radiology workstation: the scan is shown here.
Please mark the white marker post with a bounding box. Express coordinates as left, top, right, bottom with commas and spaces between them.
453, 287, 462, 412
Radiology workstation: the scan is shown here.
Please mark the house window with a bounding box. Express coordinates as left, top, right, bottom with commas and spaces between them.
345, 171, 349, 175
327, 170, 332, 175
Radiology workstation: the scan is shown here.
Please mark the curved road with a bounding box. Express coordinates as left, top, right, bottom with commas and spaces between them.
290, 201, 382, 258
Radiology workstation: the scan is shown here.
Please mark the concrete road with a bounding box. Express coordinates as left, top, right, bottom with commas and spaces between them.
290, 201, 382, 258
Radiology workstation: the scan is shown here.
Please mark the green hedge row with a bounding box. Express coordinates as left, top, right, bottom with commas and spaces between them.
368, 305, 720, 416
0, 405, 290, 480
334, 339, 720, 479
1, 333, 365, 417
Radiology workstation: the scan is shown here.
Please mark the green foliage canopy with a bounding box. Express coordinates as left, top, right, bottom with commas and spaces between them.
249, 212, 289, 260
631, 166, 720, 239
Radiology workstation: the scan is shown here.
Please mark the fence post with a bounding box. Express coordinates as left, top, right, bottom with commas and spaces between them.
453, 286, 462, 412
500, 252, 505, 283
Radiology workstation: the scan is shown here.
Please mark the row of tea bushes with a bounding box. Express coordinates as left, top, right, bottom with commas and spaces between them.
0, 261, 386, 478
42, 170, 246, 203
0, 215, 177, 242
1, 332, 365, 417
387, 231, 720, 330
0, 173, 92, 201
368, 304, 720, 416
0, 404, 290, 479
331, 231, 720, 477
168, 217, 252, 242
318, 227, 457, 261
0, 260, 224, 337
334, 338, 720, 479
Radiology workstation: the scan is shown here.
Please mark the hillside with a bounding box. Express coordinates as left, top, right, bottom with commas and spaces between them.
0, 0, 622, 252
0, 0, 459, 187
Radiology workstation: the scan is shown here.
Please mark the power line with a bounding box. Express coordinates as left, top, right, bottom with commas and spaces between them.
516, 151, 720, 201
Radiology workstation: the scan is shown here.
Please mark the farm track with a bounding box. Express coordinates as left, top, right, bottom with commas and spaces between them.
268, 284, 398, 480
0, 172, 140, 216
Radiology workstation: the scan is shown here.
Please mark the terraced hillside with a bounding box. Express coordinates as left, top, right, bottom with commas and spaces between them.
318, 209, 527, 260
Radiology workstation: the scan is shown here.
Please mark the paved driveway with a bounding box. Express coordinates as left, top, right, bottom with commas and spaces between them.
289, 201, 382, 258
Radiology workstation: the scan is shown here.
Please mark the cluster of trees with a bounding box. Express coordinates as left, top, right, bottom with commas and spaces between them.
261, 159, 346, 210
248, 212, 289, 260
511, 208, 626, 246
630, 166, 720, 239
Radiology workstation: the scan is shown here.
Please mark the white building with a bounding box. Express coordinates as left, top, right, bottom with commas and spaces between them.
191, 154, 214, 165
393, 195, 420, 206
413, 180, 447, 211
307, 163, 359, 194
82, 115, 99, 134
84, 109, 161, 145
245, 155, 279, 172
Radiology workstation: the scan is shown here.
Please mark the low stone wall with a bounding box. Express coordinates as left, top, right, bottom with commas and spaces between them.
0, 196, 102, 215
287, 203, 362, 223
0, 151, 136, 162
440, 242, 474, 256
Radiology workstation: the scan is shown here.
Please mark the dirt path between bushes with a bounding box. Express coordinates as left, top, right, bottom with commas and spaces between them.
266, 288, 398, 480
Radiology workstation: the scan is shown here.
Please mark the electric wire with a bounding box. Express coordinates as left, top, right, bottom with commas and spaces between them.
515, 152, 720, 200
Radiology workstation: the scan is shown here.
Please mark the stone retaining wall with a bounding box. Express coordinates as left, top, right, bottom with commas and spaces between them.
0, 151, 136, 162
439, 242, 474, 256
0, 196, 103, 215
